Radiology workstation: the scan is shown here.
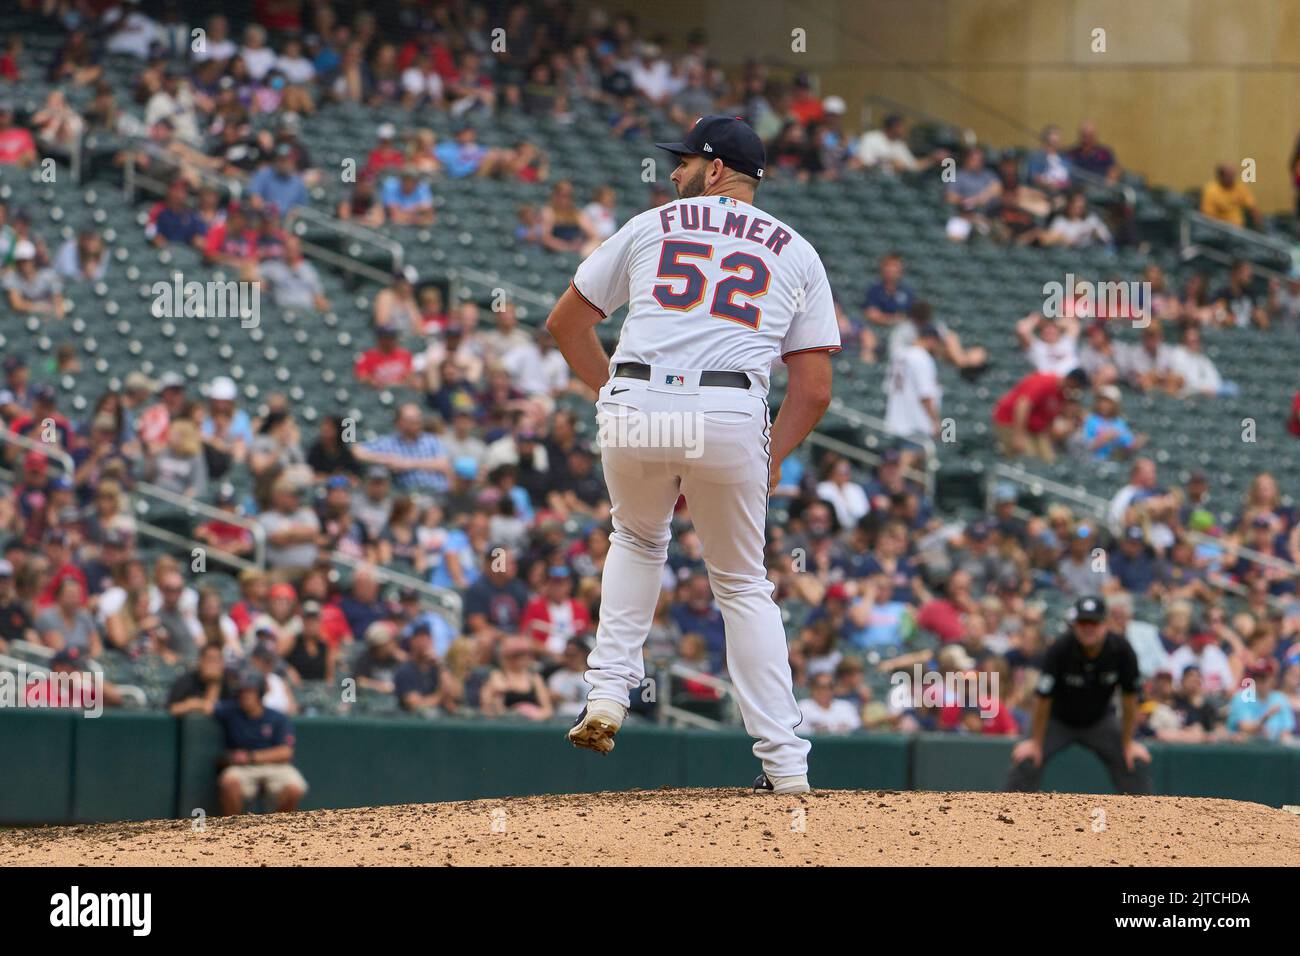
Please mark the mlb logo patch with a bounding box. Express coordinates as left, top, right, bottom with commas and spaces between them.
718, 196, 737, 206
665, 375, 686, 386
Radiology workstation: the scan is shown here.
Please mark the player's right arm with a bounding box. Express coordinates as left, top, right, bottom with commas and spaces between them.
546, 215, 639, 392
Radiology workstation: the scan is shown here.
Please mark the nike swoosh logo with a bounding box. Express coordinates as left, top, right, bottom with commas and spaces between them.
609, 387, 630, 396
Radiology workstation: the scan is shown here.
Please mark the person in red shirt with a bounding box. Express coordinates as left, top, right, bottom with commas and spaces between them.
354, 326, 414, 388
195, 486, 256, 560
992, 368, 1088, 462
364, 124, 407, 178
1288, 389, 1300, 437
0, 104, 36, 167
229, 568, 269, 640
520, 566, 592, 659
788, 75, 825, 127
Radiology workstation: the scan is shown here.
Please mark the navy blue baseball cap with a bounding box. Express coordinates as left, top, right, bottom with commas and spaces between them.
655, 115, 766, 180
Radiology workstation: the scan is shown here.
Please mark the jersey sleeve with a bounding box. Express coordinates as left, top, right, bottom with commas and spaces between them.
781, 254, 842, 361
571, 216, 638, 318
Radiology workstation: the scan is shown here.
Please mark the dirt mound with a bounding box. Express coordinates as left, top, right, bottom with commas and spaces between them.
5, 789, 1298, 866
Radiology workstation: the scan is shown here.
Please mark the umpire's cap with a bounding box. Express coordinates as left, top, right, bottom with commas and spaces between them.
1071, 595, 1107, 623
655, 115, 766, 180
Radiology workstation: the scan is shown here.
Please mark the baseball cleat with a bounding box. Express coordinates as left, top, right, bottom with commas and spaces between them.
566, 700, 626, 754
752, 772, 810, 795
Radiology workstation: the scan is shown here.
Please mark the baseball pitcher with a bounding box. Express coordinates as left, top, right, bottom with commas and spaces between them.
545, 116, 841, 795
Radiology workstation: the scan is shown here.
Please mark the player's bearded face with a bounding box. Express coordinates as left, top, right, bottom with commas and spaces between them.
676, 161, 708, 199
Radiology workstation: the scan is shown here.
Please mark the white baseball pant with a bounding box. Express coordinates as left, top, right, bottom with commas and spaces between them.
585, 366, 811, 778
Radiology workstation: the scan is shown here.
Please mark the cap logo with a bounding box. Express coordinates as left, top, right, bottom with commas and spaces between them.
756, 168, 764, 177
702, 143, 713, 152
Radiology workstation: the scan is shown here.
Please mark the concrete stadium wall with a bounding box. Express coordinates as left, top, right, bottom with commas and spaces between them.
611, 0, 1300, 212
1, 711, 1295, 824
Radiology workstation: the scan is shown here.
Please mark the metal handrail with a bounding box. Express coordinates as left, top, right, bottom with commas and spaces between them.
292, 203, 404, 274
823, 397, 936, 496
133, 479, 266, 569
445, 265, 559, 323
0, 430, 75, 474
653, 661, 736, 730
804, 430, 931, 498
328, 552, 463, 630
1180, 244, 1289, 284
1179, 211, 1292, 261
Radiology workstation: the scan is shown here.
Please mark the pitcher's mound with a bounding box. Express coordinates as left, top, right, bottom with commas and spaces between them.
5, 789, 1299, 866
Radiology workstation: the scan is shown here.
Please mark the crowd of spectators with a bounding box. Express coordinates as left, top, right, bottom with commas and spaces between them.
0, 1, 1296, 753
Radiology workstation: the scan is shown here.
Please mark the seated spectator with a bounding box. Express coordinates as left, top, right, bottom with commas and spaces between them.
862, 252, 916, 329
0, 103, 37, 167
991, 153, 1051, 243
1226, 659, 1293, 743
479, 635, 553, 720
547, 638, 592, 719
943, 147, 1001, 242
351, 621, 403, 694
798, 672, 862, 735
373, 267, 421, 330
1036, 192, 1111, 248
248, 144, 309, 219
434, 125, 509, 178
1108, 525, 1166, 596
215, 672, 308, 815
1212, 259, 1269, 329
608, 94, 651, 141
257, 480, 321, 572
1118, 324, 1179, 393
521, 565, 592, 658
583, 185, 618, 241
260, 236, 330, 311
167, 643, 236, 716
26, 647, 122, 709
1166, 325, 1229, 398
1081, 386, 1143, 461
31, 89, 85, 151
816, 458, 870, 530
5, 241, 65, 319
1200, 163, 1257, 229
992, 368, 1088, 462
337, 175, 386, 227
201, 202, 258, 278
53, 229, 108, 282
365, 124, 407, 178
1066, 120, 1120, 183
1026, 124, 1072, 194
394, 626, 460, 714
353, 403, 451, 494
1077, 322, 1121, 388
381, 168, 435, 226
415, 285, 449, 336
306, 415, 360, 479
48, 30, 102, 87
539, 179, 599, 256
146, 419, 207, 499
851, 113, 946, 174
34, 577, 101, 656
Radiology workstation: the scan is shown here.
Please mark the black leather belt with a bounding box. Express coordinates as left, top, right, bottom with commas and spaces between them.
614, 362, 750, 389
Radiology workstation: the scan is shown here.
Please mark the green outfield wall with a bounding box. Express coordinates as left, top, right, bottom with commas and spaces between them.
2, 710, 1296, 824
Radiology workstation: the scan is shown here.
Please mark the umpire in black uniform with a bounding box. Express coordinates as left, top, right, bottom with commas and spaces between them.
1006, 595, 1153, 793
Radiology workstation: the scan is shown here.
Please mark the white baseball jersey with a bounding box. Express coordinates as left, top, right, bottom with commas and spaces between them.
884, 343, 940, 438
571, 195, 842, 392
